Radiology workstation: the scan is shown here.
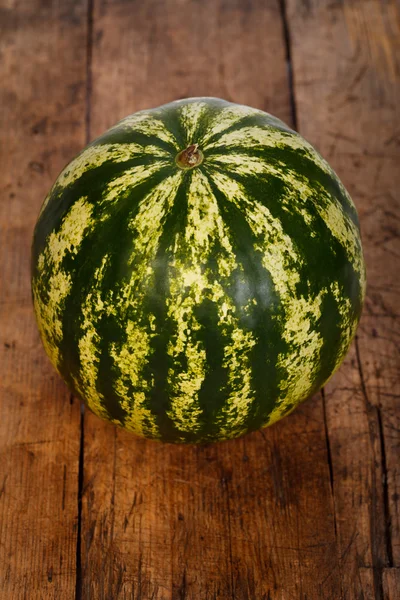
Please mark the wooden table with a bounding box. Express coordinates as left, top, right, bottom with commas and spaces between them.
1, 1, 399, 598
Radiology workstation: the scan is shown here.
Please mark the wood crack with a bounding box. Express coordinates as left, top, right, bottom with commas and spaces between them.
355, 335, 391, 600
321, 388, 344, 598
75, 404, 85, 600
221, 474, 235, 600
321, 389, 335, 503
377, 407, 394, 568
86, 0, 94, 145
278, 0, 298, 130
75, 0, 94, 596
107, 428, 118, 598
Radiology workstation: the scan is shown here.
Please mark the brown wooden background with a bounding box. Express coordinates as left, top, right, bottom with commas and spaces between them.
1, 1, 399, 598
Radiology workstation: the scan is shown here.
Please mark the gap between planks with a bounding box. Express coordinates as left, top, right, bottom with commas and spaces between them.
75, 1, 94, 597
278, 0, 298, 131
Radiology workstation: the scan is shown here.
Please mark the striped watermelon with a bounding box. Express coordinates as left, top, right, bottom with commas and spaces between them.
31, 97, 366, 443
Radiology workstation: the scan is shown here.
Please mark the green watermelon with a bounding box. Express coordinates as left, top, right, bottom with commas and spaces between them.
31, 97, 366, 443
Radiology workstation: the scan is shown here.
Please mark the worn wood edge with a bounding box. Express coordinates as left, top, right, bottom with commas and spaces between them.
0, 0, 88, 597
286, 0, 400, 598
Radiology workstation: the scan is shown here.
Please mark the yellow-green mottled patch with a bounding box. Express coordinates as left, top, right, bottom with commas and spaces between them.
317, 198, 366, 293
114, 112, 179, 149
129, 171, 183, 251
179, 102, 207, 145
329, 280, 358, 372
100, 160, 170, 206
74, 256, 110, 421
271, 290, 326, 423
114, 171, 184, 314
210, 152, 365, 298
209, 171, 328, 423
33, 196, 94, 369
201, 103, 280, 146
166, 170, 257, 437
110, 320, 160, 438
32, 271, 71, 370
206, 126, 332, 176
268, 289, 326, 425
58, 143, 166, 191
217, 328, 256, 439
102, 174, 185, 436
166, 335, 206, 435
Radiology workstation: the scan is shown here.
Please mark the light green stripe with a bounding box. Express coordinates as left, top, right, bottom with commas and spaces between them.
59, 143, 167, 189
33, 196, 94, 369
166, 170, 257, 437
206, 126, 336, 179
270, 291, 326, 424
210, 171, 327, 420
110, 320, 160, 438
210, 152, 364, 292
201, 104, 267, 146
179, 101, 207, 143
39, 143, 168, 216
74, 255, 111, 421
124, 170, 184, 301
330, 281, 359, 371
99, 160, 169, 206
106, 172, 184, 437
216, 327, 257, 439
112, 112, 179, 149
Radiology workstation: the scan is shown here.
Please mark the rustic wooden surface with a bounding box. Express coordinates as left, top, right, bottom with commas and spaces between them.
0, 0, 399, 598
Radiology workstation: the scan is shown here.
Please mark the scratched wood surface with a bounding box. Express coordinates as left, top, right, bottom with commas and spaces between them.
0, 1, 87, 599
0, 0, 399, 599
287, 2, 400, 597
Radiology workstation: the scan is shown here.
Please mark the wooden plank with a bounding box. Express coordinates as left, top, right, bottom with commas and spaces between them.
359, 568, 379, 600
89, 0, 292, 138
0, 0, 87, 597
81, 1, 341, 598
287, 0, 400, 597
383, 569, 400, 600
226, 401, 340, 599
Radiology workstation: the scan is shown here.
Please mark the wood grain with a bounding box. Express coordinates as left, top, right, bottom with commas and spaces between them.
0, 0, 399, 598
383, 569, 400, 600
80, 0, 342, 598
89, 0, 292, 139
0, 1, 87, 598
287, 0, 400, 597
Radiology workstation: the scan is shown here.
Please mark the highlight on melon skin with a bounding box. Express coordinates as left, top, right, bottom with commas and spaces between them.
31, 97, 366, 444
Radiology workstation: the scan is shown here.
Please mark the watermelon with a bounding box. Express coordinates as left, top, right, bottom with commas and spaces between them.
31, 97, 366, 443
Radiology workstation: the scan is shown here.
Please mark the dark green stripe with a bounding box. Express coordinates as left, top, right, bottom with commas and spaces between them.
204, 170, 285, 434
140, 172, 192, 441
57, 165, 174, 421
92, 126, 178, 154
32, 154, 170, 268
207, 163, 362, 396
207, 143, 359, 225
203, 114, 293, 150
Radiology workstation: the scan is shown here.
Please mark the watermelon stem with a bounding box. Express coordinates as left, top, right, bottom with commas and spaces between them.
175, 143, 203, 170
